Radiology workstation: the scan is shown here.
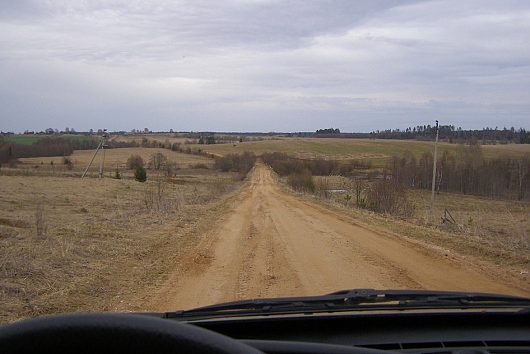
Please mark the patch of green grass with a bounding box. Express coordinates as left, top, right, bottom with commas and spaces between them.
3, 135, 95, 145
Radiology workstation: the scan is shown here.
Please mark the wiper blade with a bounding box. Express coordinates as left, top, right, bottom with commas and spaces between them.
165, 289, 530, 319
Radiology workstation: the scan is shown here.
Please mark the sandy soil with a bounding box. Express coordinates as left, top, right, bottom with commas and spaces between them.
149, 163, 529, 311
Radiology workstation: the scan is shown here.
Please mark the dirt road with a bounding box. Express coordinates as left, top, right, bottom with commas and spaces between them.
149, 163, 528, 311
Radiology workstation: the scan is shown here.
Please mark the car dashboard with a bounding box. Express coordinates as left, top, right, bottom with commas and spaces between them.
184, 309, 530, 354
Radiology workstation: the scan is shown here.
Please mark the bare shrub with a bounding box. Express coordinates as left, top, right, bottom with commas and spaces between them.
62, 157, 74, 170
149, 152, 168, 170
287, 169, 315, 193
191, 163, 209, 169
143, 178, 165, 210
353, 179, 367, 208
314, 177, 331, 199
127, 155, 144, 170
35, 203, 47, 237
262, 152, 343, 176
142, 175, 184, 212
214, 152, 256, 177
366, 180, 414, 217
164, 161, 178, 176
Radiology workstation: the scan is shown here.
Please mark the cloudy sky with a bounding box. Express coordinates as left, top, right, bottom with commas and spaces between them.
1, 0, 529, 132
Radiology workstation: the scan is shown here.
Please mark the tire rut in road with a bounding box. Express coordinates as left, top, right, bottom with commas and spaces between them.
147, 163, 530, 312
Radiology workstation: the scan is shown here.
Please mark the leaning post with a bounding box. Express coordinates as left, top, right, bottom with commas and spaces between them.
430, 120, 439, 221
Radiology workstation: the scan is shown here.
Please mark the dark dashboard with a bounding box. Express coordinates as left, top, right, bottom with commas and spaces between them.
191, 310, 530, 353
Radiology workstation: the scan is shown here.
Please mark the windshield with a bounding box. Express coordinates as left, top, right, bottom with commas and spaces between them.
0, 1, 529, 324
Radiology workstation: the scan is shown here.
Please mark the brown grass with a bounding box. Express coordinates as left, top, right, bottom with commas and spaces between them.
178, 137, 529, 164
0, 168, 242, 324
303, 175, 530, 270
16, 147, 213, 177
410, 190, 530, 254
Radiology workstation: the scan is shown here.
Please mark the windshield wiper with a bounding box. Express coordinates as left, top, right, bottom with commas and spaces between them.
165, 289, 530, 319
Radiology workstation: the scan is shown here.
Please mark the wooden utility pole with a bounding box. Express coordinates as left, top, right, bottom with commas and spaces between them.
430, 120, 439, 219
82, 140, 103, 178
82, 131, 108, 178
98, 142, 106, 179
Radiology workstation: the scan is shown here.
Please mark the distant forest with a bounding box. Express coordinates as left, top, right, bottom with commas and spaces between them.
300, 126, 530, 144
368, 125, 530, 144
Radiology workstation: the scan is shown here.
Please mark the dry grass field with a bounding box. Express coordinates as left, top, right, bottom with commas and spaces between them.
0, 157, 241, 323
14, 147, 213, 177
111, 134, 191, 145
186, 137, 530, 165
410, 190, 530, 260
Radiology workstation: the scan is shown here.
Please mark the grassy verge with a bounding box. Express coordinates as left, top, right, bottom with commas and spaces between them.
0, 170, 243, 323
280, 173, 530, 280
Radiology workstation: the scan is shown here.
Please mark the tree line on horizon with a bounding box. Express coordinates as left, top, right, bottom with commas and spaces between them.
369, 125, 530, 144
2, 124, 529, 144
289, 125, 530, 144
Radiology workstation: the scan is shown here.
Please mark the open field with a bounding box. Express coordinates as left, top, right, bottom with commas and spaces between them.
111, 134, 191, 145
15, 147, 213, 177
3, 134, 95, 145
0, 166, 242, 323
184, 137, 529, 165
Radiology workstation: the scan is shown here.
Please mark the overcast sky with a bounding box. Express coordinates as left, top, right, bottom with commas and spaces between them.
1, 0, 529, 133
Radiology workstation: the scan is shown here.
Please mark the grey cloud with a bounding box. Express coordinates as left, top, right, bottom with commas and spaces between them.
0, 0, 529, 132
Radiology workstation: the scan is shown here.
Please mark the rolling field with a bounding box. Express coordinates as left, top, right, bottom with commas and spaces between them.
0, 161, 241, 323
16, 147, 213, 177
185, 137, 530, 165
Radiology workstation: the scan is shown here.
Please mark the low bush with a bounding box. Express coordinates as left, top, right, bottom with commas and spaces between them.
287, 169, 315, 193
134, 166, 147, 182
127, 155, 144, 170
366, 180, 413, 217
191, 163, 209, 169
149, 152, 168, 170
214, 152, 256, 176
263, 152, 367, 177
62, 156, 74, 170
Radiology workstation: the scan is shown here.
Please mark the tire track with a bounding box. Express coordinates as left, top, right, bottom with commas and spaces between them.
148, 163, 529, 312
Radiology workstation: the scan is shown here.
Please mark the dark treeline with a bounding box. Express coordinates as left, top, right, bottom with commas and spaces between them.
315, 128, 341, 135
370, 125, 530, 144
0, 137, 140, 164
389, 144, 530, 200
261, 152, 371, 177
0, 137, 99, 164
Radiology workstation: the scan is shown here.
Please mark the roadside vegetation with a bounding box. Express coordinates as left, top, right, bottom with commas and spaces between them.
0, 143, 257, 323
214, 152, 257, 179
262, 143, 530, 268
389, 142, 530, 201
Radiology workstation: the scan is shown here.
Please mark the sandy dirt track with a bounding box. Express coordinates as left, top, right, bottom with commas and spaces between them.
149, 163, 528, 311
